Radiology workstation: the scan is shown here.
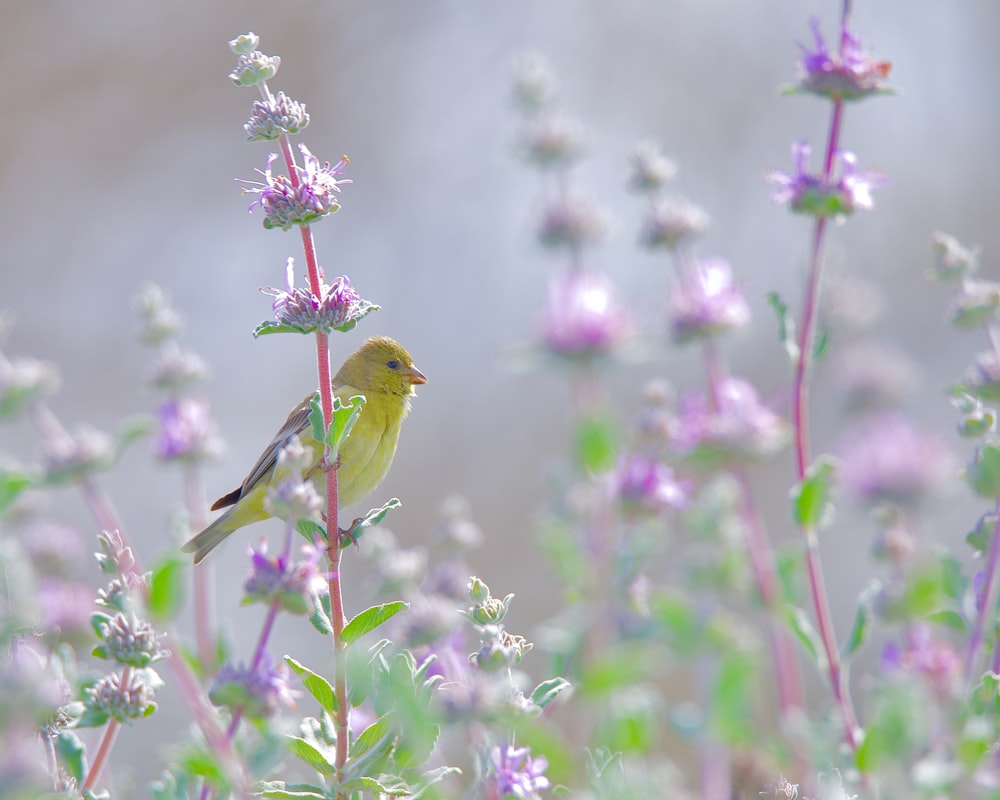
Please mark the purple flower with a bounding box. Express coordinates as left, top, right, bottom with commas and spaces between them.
931, 231, 979, 282
793, 17, 893, 102
542, 269, 630, 360
154, 396, 223, 463
259, 259, 378, 336
538, 192, 609, 250
240, 144, 350, 230
245, 90, 310, 142
612, 453, 691, 518
669, 377, 788, 464
669, 257, 750, 343
881, 624, 961, 700
87, 667, 162, 723
243, 539, 327, 615
766, 141, 884, 218
628, 140, 677, 194
209, 654, 298, 720
639, 195, 709, 251
38, 578, 93, 634
839, 412, 953, 505
517, 113, 589, 170
149, 344, 208, 391
486, 744, 550, 799
43, 425, 113, 483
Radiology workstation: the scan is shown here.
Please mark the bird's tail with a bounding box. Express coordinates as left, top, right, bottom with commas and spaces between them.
181, 509, 238, 565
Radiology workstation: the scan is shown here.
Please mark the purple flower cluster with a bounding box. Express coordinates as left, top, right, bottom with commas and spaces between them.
794, 17, 893, 102
259, 259, 378, 336
669, 257, 750, 343
154, 396, 223, 463
766, 141, 884, 218
209, 655, 298, 721
243, 540, 327, 615
486, 744, 550, 799
242, 145, 350, 231
542, 269, 630, 360
612, 453, 690, 518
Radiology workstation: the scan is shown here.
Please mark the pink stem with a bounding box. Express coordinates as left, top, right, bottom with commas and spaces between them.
185, 463, 215, 669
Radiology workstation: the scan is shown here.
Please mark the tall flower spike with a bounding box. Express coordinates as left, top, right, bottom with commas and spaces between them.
240, 145, 351, 231
256, 259, 379, 337
766, 141, 884, 219
487, 744, 551, 799
789, 17, 893, 102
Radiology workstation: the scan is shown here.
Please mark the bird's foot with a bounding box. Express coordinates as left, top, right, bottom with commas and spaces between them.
338, 517, 365, 549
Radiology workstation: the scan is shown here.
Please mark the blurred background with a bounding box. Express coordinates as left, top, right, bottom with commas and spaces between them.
2, 0, 999, 783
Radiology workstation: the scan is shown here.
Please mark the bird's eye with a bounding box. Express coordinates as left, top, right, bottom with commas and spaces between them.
386, 360, 399, 370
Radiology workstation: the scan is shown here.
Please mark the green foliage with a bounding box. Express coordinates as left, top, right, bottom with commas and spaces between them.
791, 457, 837, 529
341, 601, 408, 646
285, 656, 338, 714
575, 414, 619, 474
148, 553, 187, 620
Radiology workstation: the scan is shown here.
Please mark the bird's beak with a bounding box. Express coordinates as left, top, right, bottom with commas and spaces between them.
407, 365, 428, 385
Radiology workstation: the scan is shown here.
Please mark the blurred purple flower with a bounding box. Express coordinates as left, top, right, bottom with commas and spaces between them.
517, 113, 589, 170
243, 539, 327, 615
260, 259, 378, 336
486, 744, 550, 800
240, 144, 350, 230
881, 624, 961, 699
538, 193, 610, 250
612, 453, 691, 518
154, 396, 223, 463
639, 195, 709, 251
669, 257, 750, 343
542, 269, 629, 360
931, 231, 979, 282
670, 377, 788, 463
794, 17, 893, 102
766, 141, 884, 218
38, 578, 93, 634
839, 412, 953, 505
628, 141, 677, 194
209, 654, 298, 720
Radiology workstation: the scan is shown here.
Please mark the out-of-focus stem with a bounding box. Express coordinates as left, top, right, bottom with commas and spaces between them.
185, 463, 215, 668
80, 704, 123, 792
965, 508, 1000, 684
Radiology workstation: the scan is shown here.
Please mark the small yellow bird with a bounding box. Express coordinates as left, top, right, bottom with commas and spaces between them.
182, 336, 426, 564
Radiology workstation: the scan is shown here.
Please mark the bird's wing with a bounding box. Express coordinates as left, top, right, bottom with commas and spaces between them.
212, 394, 314, 509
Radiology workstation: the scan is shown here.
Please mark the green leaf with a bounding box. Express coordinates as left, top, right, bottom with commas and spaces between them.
340, 498, 402, 547
710, 650, 758, 745
255, 781, 327, 799
343, 713, 395, 779
0, 467, 34, 512
285, 656, 338, 714
307, 392, 325, 444
327, 395, 365, 456
782, 604, 828, 672
575, 415, 619, 475
339, 774, 411, 796
767, 292, 799, 365
791, 457, 837, 529
966, 442, 1000, 498
285, 735, 337, 776
841, 581, 881, 662
407, 766, 463, 800
308, 591, 333, 636
148, 553, 186, 620
342, 601, 408, 647
530, 677, 573, 709
75, 706, 110, 728
296, 518, 327, 545
55, 729, 87, 782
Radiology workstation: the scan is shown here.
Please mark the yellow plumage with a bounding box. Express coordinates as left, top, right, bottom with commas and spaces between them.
181, 336, 426, 564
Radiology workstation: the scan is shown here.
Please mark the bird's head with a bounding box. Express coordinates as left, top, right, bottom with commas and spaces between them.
336, 336, 427, 396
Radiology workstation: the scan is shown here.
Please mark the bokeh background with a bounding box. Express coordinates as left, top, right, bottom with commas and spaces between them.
3, 0, 999, 784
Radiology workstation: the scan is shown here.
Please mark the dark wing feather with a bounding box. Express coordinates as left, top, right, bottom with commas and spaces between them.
209, 395, 314, 509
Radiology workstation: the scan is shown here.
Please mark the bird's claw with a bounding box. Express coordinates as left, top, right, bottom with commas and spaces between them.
338, 517, 365, 549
